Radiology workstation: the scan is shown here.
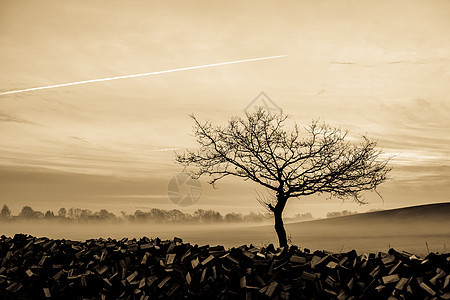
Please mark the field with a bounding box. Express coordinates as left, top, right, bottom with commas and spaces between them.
2, 203, 449, 256
1, 203, 449, 299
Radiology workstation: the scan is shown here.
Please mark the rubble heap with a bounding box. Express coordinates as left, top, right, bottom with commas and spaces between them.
0, 234, 449, 299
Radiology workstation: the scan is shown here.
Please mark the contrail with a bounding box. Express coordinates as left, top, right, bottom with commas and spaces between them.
0, 55, 287, 96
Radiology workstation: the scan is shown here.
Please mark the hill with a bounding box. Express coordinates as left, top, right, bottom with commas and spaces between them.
286, 202, 450, 235
278, 202, 450, 254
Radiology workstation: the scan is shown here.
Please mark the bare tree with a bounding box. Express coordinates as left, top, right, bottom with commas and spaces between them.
176, 109, 391, 247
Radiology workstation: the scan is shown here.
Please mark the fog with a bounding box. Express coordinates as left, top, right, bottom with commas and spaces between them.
2, 216, 448, 257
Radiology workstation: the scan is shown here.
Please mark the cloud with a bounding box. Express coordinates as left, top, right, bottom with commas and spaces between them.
0, 0, 449, 215
0, 112, 36, 124
69, 136, 89, 143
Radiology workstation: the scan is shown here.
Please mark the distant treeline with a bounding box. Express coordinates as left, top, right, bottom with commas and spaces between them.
326, 210, 358, 218
0, 204, 272, 224
0, 204, 362, 224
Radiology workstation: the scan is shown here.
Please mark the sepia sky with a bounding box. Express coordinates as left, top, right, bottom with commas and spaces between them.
1, 0, 449, 217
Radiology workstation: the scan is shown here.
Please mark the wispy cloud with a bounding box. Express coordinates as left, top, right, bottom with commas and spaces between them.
0, 112, 36, 124
0, 0, 449, 215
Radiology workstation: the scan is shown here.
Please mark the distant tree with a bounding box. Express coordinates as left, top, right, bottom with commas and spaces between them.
134, 210, 148, 222
193, 209, 222, 223
57, 208, 67, 218
176, 109, 391, 247
326, 210, 358, 218
225, 212, 243, 223
149, 208, 166, 222
19, 206, 35, 218
19, 206, 43, 219
44, 210, 55, 218
243, 211, 268, 223
73, 208, 82, 219
293, 212, 314, 221
167, 209, 186, 223
1, 204, 11, 218
79, 209, 93, 220
34, 211, 44, 218
95, 209, 115, 220
341, 210, 357, 216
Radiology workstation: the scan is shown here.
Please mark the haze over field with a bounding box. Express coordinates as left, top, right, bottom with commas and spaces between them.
2, 203, 449, 256
1, 1, 449, 219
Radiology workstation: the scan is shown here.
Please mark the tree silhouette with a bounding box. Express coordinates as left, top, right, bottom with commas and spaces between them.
176, 109, 391, 247
57, 207, 67, 218
44, 210, 55, 218
1, 205, 11, 218
19, 206, 43, 219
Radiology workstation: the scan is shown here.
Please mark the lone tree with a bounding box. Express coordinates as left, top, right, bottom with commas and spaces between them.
1, 204, 11, 218
176, 109, 391, 247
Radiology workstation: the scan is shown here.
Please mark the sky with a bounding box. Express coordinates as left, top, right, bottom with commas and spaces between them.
0, 0, 449, 218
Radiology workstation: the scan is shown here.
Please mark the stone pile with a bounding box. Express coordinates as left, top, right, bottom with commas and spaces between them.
0, 234, 449, 299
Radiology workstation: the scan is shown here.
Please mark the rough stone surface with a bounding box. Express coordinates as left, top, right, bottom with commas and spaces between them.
0, 234, 449, 299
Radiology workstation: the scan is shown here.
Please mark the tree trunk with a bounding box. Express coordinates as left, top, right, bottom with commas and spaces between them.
273, 194, 288, 248
274, 208, 288, 248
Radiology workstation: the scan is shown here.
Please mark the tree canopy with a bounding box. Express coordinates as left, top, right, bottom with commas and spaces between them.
176, 109, 391, 247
